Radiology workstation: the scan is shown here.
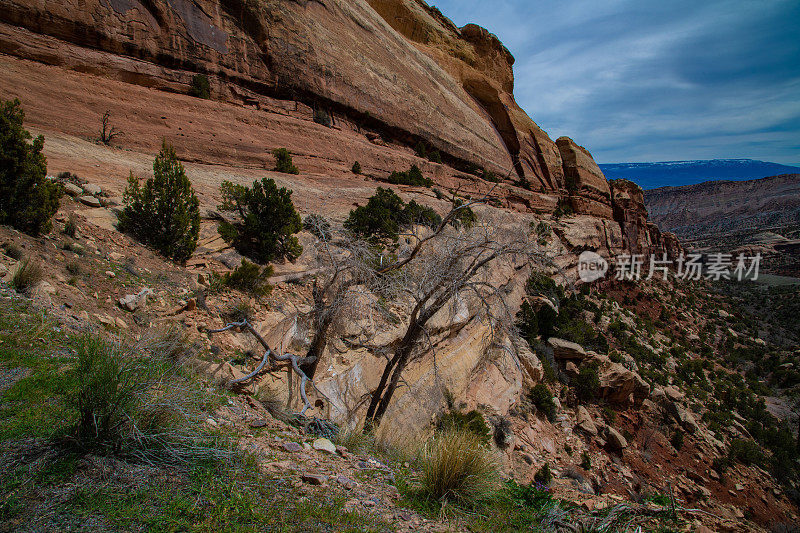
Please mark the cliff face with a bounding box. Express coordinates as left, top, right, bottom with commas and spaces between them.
0, 0, 677, 259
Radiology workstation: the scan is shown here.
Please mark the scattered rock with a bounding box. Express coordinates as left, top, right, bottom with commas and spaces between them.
108, 251, 124, 262
249, 419, 268, 428
64, 183, 83, 196
312, 438, 337, 454
115, 317, 128, 329
281, 442, 303, 453
82, 183, 102, 195
105, 270, 116, 278
301, 473, 327, 485
605, 427, 628, 451
118, 288, 154, 312
735, 483, 744, 491
186, 297, 197, 311
548, 337, 587, 359
576, 405, 598, 435
79, 195, 102, 207
336, 475, 357, 489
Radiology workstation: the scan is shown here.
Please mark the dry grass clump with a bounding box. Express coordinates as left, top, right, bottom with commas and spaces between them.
415, 428, 500, 506
11, 257, 44, 294
69, 333, 227, 464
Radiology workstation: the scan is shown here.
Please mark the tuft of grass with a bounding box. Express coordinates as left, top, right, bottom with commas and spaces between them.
63, 214, 77, 238
3, 243, 23, 260
65, 260, 81, 276
10, 258, 44, 294
415, 428, 500, 507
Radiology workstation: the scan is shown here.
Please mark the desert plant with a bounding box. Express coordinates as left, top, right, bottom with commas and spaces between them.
574, 364, 600, 403
529, 383, 557, 422
313, 107, 332, 127
303, 213, 331, 241
63, 213, 77, 238
399, 200, 441, 229
386, 164, 432, 187
4, 242, 23, 260
437, 410, 491, 445
10, 257, 44, 294
223, 259, 273, 297
65, 260, 81, 276
580, 451, 592, 470
118, 141, 200, 262
99, 110, 122, 145
416, 428, 500, 506
534, 462, 552, 486
351, 161, 362, 174
218, 178, 303, 263
344, 187, 406, 241
272, 148, 299, 174
69, 333, 223, 463
450, 198, 476, 229
189, 74, 210, 99
0, 98, 62, 235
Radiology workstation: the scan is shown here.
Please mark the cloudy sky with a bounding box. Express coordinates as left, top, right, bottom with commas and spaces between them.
433, 0, 800, 165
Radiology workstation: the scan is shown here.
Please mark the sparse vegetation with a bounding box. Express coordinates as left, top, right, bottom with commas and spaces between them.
272, 148, 299, 174
529, 384, 557, 422
0, 98, 62, 236
189, 73, 210, 99
415, 429, 500, 506
221, 259, 273, 297
386, 165, 432, 187
574, 363, 600, 403
10, 257, 44, 294
63, 214, 77, 238
351, 161, 362, 174
533, 462, 552, 486
436, 410, 491, 445
303, 213, 332, 240
3, 242, 23, 260
218, 178, 303, 263
99, 110, 123, 145
313, 107, 332, 127
118, 141, 200, 262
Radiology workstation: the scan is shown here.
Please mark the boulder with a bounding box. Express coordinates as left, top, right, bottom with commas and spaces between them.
82, 183, 102, 195
78, 195, 102, 207
599, 363, 650, 406
64, 183, 83, 196
575, 405, 598, 436
548, 337, 587, 360
312, 438, 337, 454
118, 288, 154, 312
605, 427, 628, 451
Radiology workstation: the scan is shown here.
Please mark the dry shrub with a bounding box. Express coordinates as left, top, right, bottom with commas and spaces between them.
11, 257, 44, 294
416, 428, 500, 506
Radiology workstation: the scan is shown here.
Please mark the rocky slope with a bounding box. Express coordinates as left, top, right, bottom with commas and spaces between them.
644, 174, 800, 276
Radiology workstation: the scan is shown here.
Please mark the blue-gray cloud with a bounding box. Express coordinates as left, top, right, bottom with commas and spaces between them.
432, 0, 800, 165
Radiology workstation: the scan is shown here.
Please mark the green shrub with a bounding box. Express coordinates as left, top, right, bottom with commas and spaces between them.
528, 384, 556, 422
728, 438, 763, 466
218, 178, 303, 263
222, 260, 273, 297
189, 74, 210, 99
351, 161, 362, 174
69, 334, 219, 463
574, 364, 600, 403
504, 479, 553, 511
580, 451, 592, 470
344, 187, 406, 241
119, 141, 200, 262
533, 462, 552, 486
450, 198, 476, 229
11, 257, 44, 294
63, 214, 77, 238
437, 410, 491, 445
0, 98, 62, 235
386, 165, 432, 187
303, 213, 331, 240
272, 148, 299, 174
416, 429, 500, 506
553, 198, 574, 219
313, 107, 332, 127
400, 199, 441, 229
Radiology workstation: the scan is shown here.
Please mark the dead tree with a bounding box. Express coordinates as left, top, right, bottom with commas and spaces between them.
207, 319, 318, 414
363, 213, 544, 428
99, 110, 122, 145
